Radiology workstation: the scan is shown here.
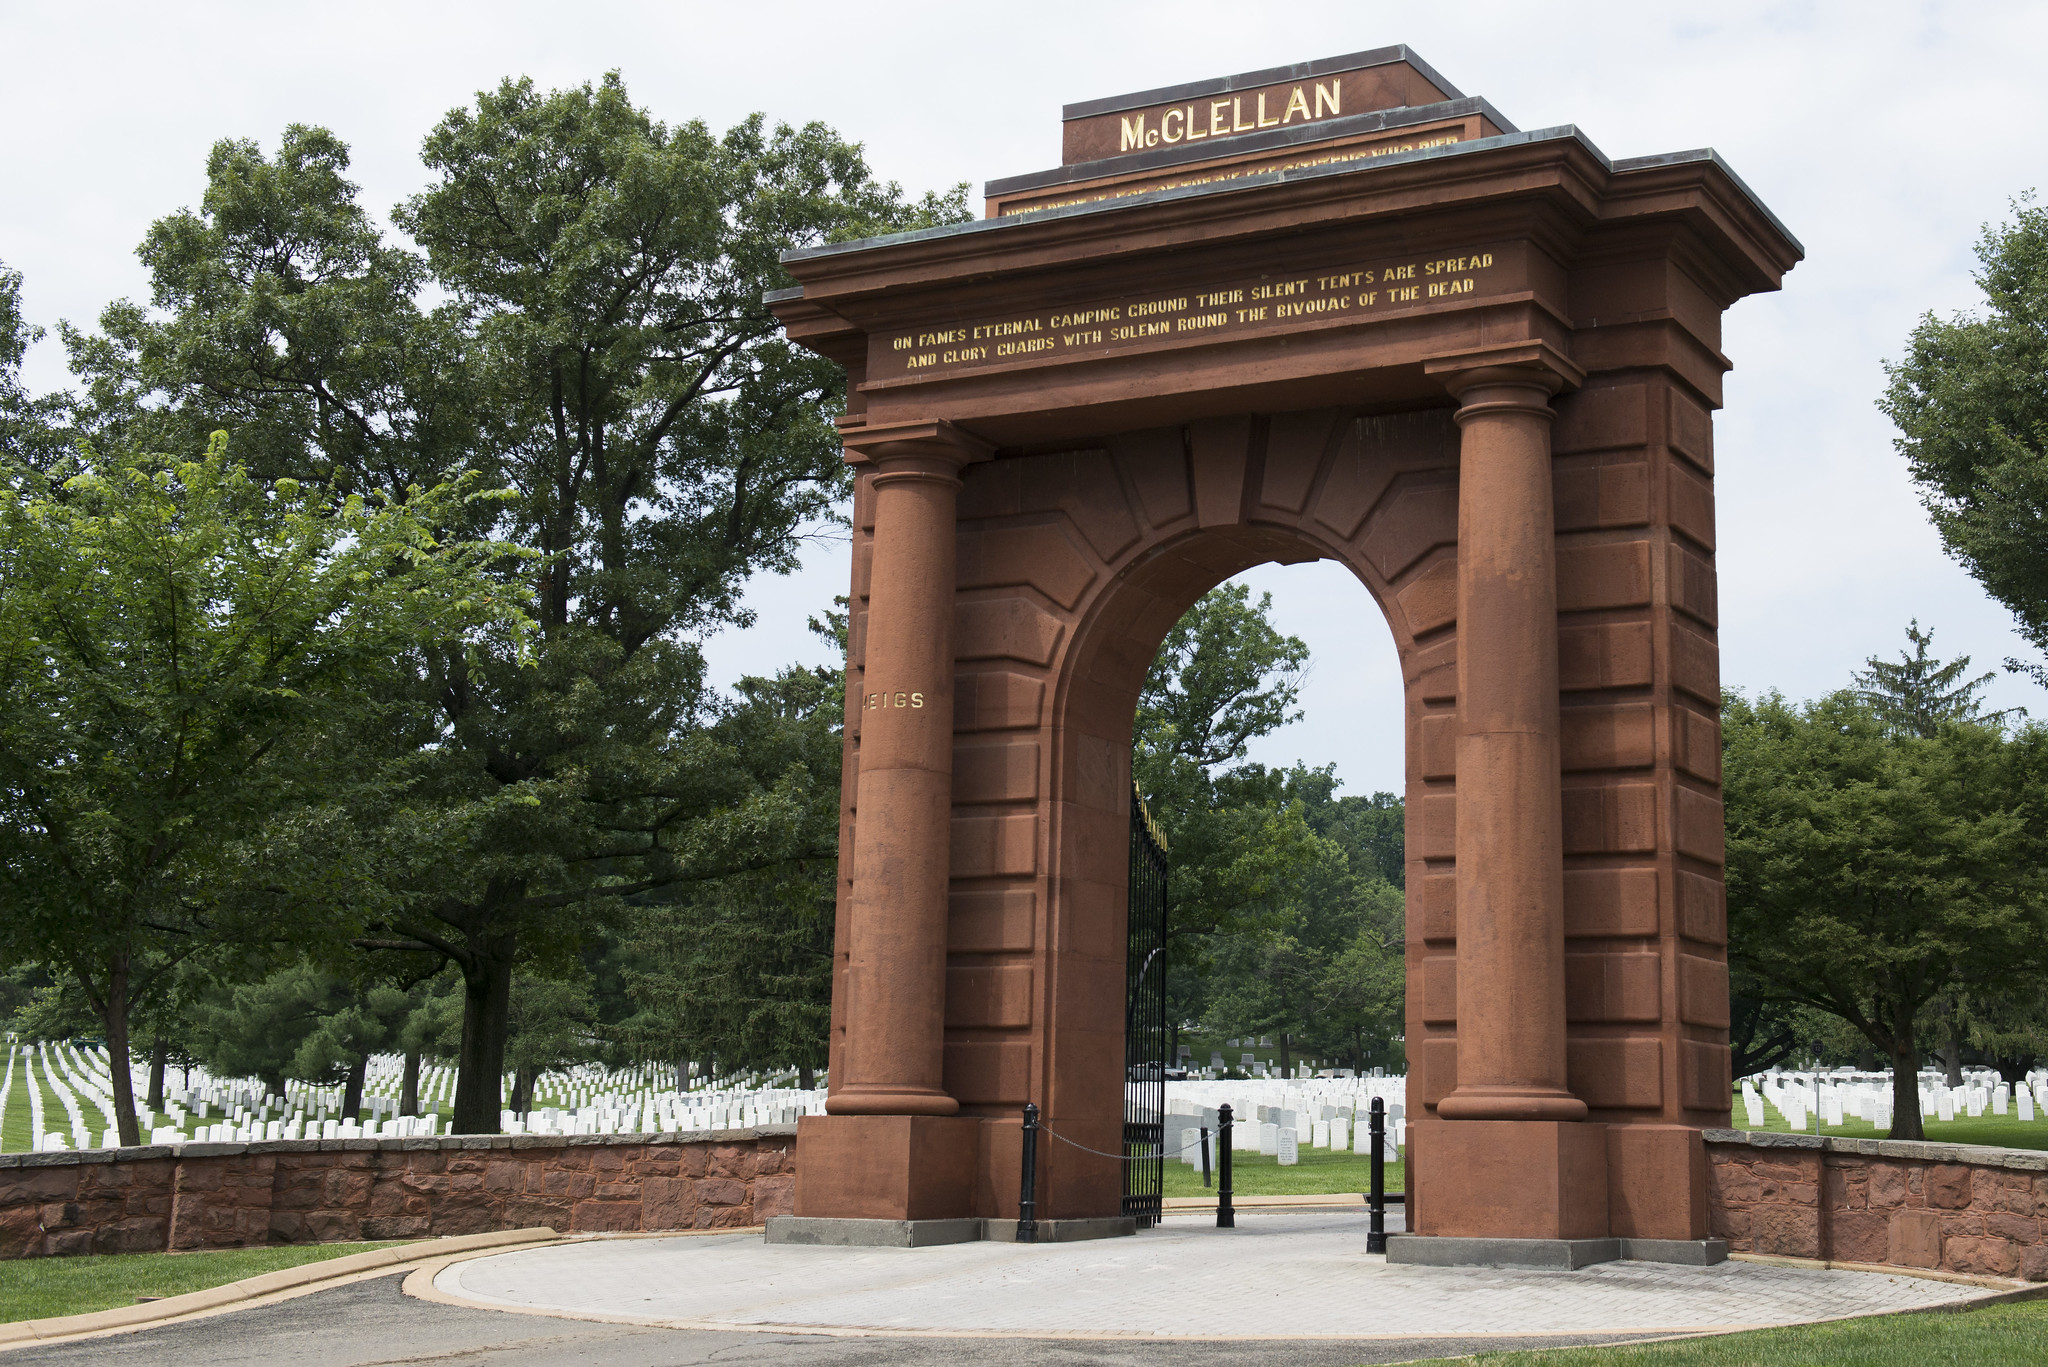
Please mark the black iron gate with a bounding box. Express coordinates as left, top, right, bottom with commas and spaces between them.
1123, 784, 1169, 1228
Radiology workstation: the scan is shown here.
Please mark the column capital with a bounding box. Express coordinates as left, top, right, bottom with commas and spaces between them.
1423, 341, 1586, 408
841, 418, 996, 481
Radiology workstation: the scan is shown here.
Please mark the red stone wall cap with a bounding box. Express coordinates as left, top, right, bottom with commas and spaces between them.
1706, 1128, 2048, 1172
1059, 44, 1463, 121
984, 96, 1517, 199
777, 127, 1799, 271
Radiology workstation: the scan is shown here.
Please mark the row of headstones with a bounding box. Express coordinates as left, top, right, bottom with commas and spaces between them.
1743, 1070, 2048, 1132
1162, 1093, 1408, 1167
498, 1090, 827, 1136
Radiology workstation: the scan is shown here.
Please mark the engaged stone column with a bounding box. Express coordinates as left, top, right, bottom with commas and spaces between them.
1433, 353, 1585, 1124
828, 420, 992, 1117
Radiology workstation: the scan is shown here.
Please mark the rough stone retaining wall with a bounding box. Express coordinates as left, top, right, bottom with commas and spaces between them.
0, 1126, 795, 1259
1706, 1128, 2048, 1281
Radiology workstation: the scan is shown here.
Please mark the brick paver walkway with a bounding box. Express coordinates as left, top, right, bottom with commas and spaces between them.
440, 1212, 1988, 1338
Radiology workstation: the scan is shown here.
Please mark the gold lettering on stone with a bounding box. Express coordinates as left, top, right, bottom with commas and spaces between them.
872, 248, 1505, 379
865, 689, 926, 710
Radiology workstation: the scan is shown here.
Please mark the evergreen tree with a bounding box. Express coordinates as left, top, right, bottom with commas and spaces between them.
1853, 620, 2017, 738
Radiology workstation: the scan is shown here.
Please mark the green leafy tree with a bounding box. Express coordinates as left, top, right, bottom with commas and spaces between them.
1133, 584, 1410, 1069
618, 663, 844, 1086
0, 437, 530, 1143
67, 78, 964, 1133
0, 263, 74, 475
1883, 197, 2048, 682
1724, 687, 2048, 1139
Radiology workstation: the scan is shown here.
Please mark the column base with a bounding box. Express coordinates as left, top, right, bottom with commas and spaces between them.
1607, 1124, 1712, 1240
1386, 1235, 1619, 1269
763, 1214, 1138, 1247
1410, 1119, 1608, 1240
792, 1114, 980, 1221
982, 1216, 1137, 1243
765, 1216, 983, 1248
1384, 1235, 1727, 1268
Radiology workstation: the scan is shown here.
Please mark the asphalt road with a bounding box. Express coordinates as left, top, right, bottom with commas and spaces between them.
8, 1274, 1674, 1366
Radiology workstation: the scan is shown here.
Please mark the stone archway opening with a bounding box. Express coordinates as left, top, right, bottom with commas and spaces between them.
769, 46, 1798, 1262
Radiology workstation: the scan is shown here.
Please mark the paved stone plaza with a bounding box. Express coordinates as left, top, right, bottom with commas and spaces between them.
438, 1212, 1987, 1338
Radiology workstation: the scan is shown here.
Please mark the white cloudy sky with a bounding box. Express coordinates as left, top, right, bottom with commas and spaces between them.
5, 0, 2044, 796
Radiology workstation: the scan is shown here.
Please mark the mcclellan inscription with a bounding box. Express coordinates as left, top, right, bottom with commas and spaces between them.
874, 247, 1505, 381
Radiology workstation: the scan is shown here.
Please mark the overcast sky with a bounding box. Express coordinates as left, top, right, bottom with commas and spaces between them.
4, 0, 2043, 796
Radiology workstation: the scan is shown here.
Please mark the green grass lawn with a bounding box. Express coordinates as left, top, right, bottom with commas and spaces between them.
0, 1241, 412, 1323
1161, 1144, 1404, 1197
0, 1056, 31, 1154
1734, 1101, 2048, 1152
1464, 1296, 2048, 1365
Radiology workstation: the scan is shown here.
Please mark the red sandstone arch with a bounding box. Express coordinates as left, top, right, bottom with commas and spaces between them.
770, 49, 1797, 1252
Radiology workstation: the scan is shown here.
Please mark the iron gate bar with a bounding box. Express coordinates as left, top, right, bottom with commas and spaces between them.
1123, 784, 1169, 1228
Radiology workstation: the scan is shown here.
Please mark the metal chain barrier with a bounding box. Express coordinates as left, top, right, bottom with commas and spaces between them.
1032, 1116, 1209, 1163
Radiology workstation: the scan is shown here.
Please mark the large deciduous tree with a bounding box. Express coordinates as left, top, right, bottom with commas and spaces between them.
0, 436, 529, 1142
1724, 680, 2048, 1140
67, 75, 965, 1131
1883, 198, 2048, 681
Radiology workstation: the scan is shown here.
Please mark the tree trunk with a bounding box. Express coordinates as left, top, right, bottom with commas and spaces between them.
1278, 1032, 1293, 1079
797, 1061, 815, 1090
401, 1048, 421, 1117
509, 1064, 537, 1116
147, 1036, 168, 1111
1888, 1003, 1924, 1141
101, 952, 142, 1147
341, 1052, 368, 1121
1939, 1012, 1964, 1087
451, 946, 515, 1134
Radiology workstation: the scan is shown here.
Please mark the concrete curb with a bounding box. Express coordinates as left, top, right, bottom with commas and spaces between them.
0, 1227, 561, 1349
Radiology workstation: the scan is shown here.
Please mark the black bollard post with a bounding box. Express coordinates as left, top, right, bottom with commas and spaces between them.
1018, 1102, 1039, 1244
1199, 1124, 1212, 1189
1217, 1104, 1235, 1228
1367, 1096, 1387, 1253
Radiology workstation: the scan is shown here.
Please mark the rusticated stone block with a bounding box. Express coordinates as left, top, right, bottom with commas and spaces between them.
0, 1207, 43, 1260
1867, 1163, 1910, 1208
755, 1174, 796, 1221
1986, 1211, 2040, 1242
501, 1197, 572, 1232
707, 1146, 756, 1181
1889, 1210, 1943, 1268
2022, 1244, 2048, 1282
700, 1178, 748, 1207
571, 1200, 642, 1233
1708, 1159, 1761, 1205
1927, 1165, 1973, 1209
361, 1215, 431, 1240
696, 1203, 756, 1229
1753, 1204, 1821, 1258
1830, 1210, 1888, 1264
543, 1170, 596, 1200
643, 1176, 700, 1231
1944, 1235, 2017, 1277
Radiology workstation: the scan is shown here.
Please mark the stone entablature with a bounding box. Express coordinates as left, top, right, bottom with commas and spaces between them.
0, 1128, 795, 1260
1706, 1129, 2048, 1282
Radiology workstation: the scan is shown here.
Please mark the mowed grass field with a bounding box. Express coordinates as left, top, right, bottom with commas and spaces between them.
1160, 1145, 1403, 1197
1462, 1297, 2048, 1365
0, 1242, 412, 1323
